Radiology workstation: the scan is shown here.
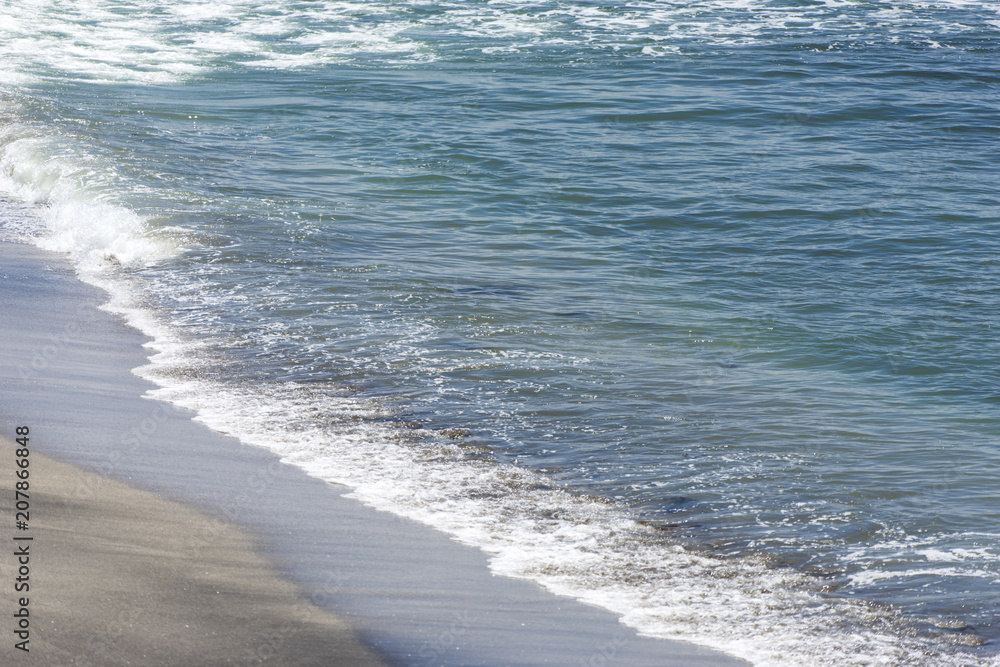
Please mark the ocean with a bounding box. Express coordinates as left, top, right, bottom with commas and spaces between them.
1, 1, 998, 665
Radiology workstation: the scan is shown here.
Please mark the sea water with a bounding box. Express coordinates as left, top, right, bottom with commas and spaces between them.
1, 1, 999, 665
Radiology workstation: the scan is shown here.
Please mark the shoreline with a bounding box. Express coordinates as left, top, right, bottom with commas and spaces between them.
0, 234, 750, 666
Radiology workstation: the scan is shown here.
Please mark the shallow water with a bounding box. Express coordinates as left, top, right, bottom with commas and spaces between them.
2, 1, 1000, 664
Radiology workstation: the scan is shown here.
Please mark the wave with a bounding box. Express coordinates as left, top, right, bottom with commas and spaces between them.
0, 0, 996, 85
1, 112, 996, 667
2, 2, 999, 663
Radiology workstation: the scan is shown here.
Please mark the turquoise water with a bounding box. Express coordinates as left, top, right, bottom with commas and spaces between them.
2, 1, 999, 664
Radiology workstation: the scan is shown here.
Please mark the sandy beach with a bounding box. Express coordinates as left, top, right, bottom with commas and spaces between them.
3, 2, 999, 662
0, 443, 386, 666
0, 234, 749, 665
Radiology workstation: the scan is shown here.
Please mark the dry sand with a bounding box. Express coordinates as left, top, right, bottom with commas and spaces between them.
0, 440, 385, 666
